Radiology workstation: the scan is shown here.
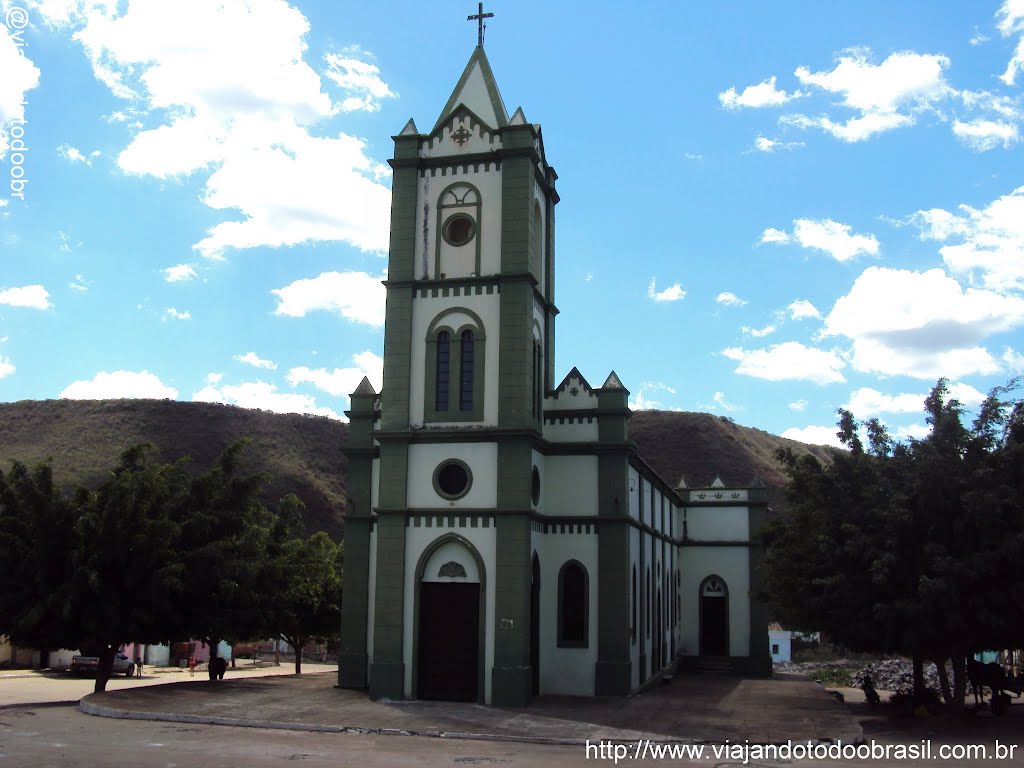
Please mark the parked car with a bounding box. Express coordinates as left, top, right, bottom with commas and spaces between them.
70, 651, 135, 676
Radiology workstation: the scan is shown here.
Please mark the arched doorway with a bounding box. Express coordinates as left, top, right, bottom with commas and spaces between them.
530, 553, 540, 696
416, 537, 484, 702
699, 575, 729, 657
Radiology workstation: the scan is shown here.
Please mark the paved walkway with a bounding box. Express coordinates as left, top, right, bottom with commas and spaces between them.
79, 669, 862, 746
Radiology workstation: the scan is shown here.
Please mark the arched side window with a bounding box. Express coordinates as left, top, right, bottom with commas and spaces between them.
558, 560, 588, 647
425, 310, 486, 422
435, 330, 451, 412
459, 330, 474, 410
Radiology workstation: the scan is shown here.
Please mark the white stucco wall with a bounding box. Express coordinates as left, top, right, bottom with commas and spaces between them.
538, 530, 598, 696
406, 442, 497, 509
629, 527, 640, 689
414, 170, 503, 279
403, 525, 496, 702
679, 547, 750, 657
410, 294, 501, 426
686, 506, 750, 542
542, 418, 599, 442
543, 455, 598, 516
545, 373, 597, 411
628, 467, 640, 521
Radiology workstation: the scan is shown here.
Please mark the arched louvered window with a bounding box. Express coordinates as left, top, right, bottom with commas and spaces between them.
459, 330, 474, 410
435, 331, 450, 411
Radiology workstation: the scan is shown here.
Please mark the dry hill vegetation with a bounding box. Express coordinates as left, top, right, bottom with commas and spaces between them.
0, 400, 836, 537
0, 399, 348, 539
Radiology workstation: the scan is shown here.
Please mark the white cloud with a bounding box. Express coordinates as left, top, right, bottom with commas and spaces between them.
162, 264, 198, 282
58, 230, 72, 253
0, 18, 40, 161
722, 341, 846, 384
235, 351, 277, 370
796, 218, 879, 261
786, 49, 951, 142
997, 0, 1024, 85
647, 279, 686, 303
952, 119, 1020, 151
272, 271, 386, 328
61, 369, 178, 399
760, 228, 791, 245
39, 0, 393, 260
324, 53, 397, 113
205, 372, 223, 384
741, 324, 777, 338
0, 355, 14, 379
753, 135, 804, 153
788, 399, 808, 412
68, 274, 88, 292
192, 379, 339, 419
910, 186, 1024, 292
844, 387, 925, 417
0, 284, 51, 309
781, 425, 845, 449
787, 299, 821, 320
716, 291, 747, 306
286, 350, 383, 397
629, 381, 677, 411
894, 423, 932, 441
703, 391, 740, 412
719, 77, 801, 109
57, 143, 92, 164
1003, 346, 1024, 372
822, 266, 1024, 379
683, 152, 703, 161
163, 307, 191, 321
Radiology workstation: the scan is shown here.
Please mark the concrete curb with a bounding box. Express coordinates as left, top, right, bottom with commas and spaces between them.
78, 694, 864, 748
1, 700, 79, 710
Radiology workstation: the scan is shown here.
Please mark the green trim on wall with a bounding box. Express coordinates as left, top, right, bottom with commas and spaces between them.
338, 516, 372, 689
369, 513, 408, 701
746, 503, 772, 677
491, 513, 532, 707
410, 533, 487, 703
497, 282, 534, 429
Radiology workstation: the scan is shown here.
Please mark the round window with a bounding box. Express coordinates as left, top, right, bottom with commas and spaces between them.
443, 214, 476, 247
531, 466, 541, 506
433, 459, 472, 500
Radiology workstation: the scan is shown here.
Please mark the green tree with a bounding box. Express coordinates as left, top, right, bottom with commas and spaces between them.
760, 379, 1024, 712
263, 525, 343, 674
176, 440, 275, 666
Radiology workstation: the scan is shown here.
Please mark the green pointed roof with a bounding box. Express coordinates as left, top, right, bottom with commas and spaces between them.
433, 46, 509, 133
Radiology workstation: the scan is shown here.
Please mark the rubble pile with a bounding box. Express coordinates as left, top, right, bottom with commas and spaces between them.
855, 658, 949, 692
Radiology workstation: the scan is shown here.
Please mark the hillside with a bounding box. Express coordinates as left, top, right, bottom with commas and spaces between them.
0, 399, 349, 539
0, 400, 836, 536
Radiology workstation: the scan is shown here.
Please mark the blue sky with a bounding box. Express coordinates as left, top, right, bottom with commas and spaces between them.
1, 1, 1023, 447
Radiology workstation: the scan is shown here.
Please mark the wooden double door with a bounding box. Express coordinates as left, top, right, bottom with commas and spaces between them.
418, 582, 480, 701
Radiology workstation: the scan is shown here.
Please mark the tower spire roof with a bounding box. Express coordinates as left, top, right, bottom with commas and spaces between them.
433, 46, 509, 133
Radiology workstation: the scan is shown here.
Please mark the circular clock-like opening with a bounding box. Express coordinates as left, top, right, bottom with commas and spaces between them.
443, 214, 475, 247
531, 466, 541, 505
433, 459, 472, 500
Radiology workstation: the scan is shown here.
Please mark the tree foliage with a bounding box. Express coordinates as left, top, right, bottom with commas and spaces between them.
760, 378, 1024, 710
0, 440, 342, 692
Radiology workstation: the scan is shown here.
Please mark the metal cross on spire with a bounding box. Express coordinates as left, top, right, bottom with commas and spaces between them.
467, 2, 494, 48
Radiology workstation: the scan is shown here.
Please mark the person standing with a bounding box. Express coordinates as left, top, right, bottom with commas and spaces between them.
188, 653, 196, 677
135, 655, 143, 678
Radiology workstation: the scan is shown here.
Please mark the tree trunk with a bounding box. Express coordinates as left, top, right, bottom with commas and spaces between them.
952, 656, 968, 713
912, 654, 925, 702
206, 638, 220, 680
274, 637, 280, 666
94, 646, 115, 693
935, 659, 953, 708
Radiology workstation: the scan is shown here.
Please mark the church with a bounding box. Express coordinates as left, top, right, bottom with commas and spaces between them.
338, 26, 770, 707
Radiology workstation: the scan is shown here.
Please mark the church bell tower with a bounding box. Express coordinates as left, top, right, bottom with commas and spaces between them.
339, 26, 560, 706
